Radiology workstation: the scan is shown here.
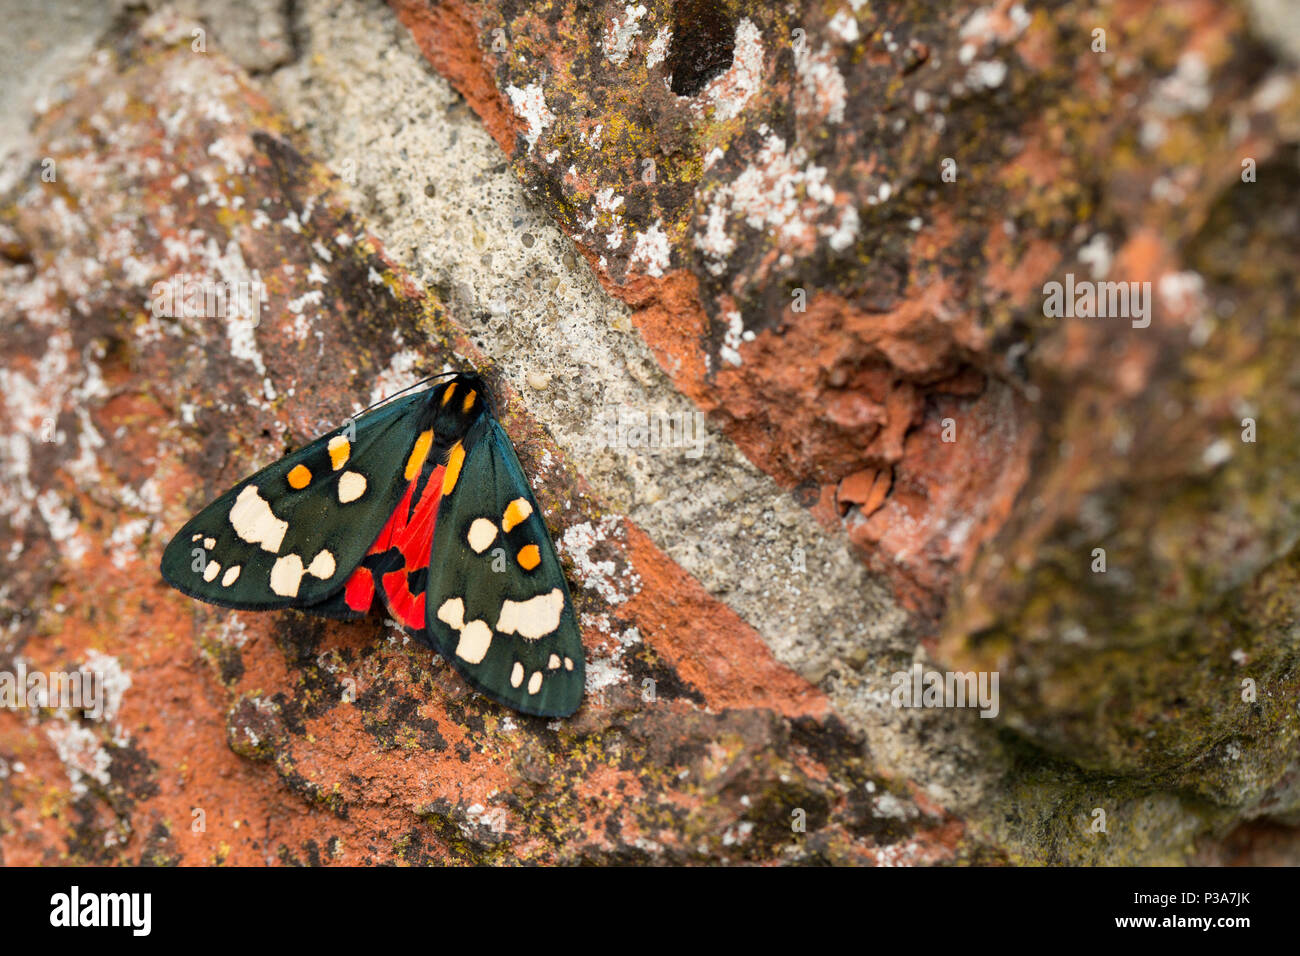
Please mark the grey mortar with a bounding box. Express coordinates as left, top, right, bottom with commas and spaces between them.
0, 0, 113, 195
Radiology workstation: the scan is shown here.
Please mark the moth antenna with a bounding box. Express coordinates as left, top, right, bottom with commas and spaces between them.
351, 369, 461, 419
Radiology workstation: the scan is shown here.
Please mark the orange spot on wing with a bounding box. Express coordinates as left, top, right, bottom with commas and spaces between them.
405, 429, 434, 481
442, 441, 465, 494
517, 544, 540, 570
502, 498, 531, 532
441, 383, 456, 406
462, 389, 477, 413
328, 436, 350, 470
287, 464, 311, 489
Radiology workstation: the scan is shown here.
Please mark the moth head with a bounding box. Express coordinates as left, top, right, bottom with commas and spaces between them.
428, 371, 492, 432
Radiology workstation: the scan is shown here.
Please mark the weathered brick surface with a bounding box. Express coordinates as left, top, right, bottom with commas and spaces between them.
2, 0, 1299, 865
388, 0, 1300, 826
0, 17, 980, 865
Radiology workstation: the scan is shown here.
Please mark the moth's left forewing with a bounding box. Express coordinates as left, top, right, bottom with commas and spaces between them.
159, 393, 428, 610
424, 416, 585, 717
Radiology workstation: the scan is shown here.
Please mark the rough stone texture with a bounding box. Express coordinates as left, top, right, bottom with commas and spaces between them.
0, 0, 113, 188
383, 0, 1300, 852
0, 9, 978, 865
0, 0, 1298, 865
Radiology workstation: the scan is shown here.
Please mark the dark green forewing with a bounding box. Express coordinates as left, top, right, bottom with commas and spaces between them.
423, 416, 585, 717
160, 393, 427, 609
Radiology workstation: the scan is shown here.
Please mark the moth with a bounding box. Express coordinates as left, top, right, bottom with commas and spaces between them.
160, 372, 585, 717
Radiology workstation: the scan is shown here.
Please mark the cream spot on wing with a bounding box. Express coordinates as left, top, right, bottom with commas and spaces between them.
510, 662, 525, 688
328, 435, 350, 470
548, 654, 561, 670
221, 565, 241, 587
191, 533, 202, 542
230, 485, 288, 554
527, 671, 543, 695
496, 588, 565, 640
203, 559, 221, 582
337, 471, 367, 503
455, 620, 493, 664
467, 518, 498, 554
501, 497, 533, 532
437, 597, 466, 631
270, 553, 306, 597
307, 549, 336, 579
203, 537, 216, 550
564, 657, 574, 671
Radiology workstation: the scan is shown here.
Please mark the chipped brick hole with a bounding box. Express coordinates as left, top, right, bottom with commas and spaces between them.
836, 467, 893, 519
666, 0, 735, 97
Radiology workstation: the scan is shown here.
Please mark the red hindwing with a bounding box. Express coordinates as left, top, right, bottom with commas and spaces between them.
341, 463, 446, 635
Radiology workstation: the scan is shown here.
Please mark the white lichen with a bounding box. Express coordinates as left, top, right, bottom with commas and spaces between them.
602, 4, 648, 65
695, 18, 764, 122
645, 25, 672, 71
505, 82, 556, 150
630, 220, 671, 277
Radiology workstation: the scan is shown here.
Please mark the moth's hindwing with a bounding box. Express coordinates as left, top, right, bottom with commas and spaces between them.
160, 393, 431, 610
425, 416, 585, 717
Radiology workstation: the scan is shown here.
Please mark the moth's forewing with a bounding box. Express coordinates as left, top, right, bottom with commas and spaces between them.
423, 417, 585, 717
160, 393, 429, 609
